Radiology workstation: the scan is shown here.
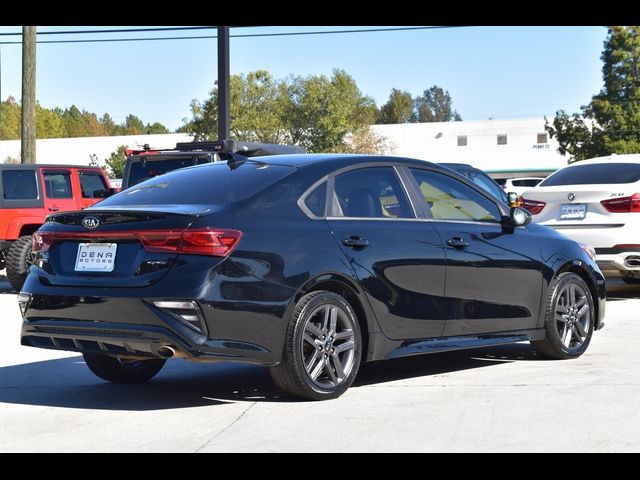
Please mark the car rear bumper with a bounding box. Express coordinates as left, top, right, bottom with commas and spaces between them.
21, 316, 276, 364
595, 248, 640, 275
19, 291, 282, 365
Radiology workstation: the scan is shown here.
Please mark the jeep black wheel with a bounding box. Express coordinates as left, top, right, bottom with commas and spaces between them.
6, 235, 34, 291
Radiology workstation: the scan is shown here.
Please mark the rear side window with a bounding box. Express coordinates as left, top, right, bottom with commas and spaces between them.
304, 182, 326, 217
127, 155, 212, 187
79, 171, 109, 198
332, 167, 413, 218
2, 170, 38, 200
512, 179, 542, 187
541, 163, 640, 186
43, 171, 72, 199
97, 161, 295, 207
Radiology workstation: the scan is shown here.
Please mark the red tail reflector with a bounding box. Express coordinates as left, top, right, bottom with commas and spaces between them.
601, 193, 640, 213
31, 228, 243, 257
521, 198, 546, 215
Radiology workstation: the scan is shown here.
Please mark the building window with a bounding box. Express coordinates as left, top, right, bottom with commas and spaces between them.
537, 133, 548, 144
457, 135, 467, 147
497, 134, 507, 145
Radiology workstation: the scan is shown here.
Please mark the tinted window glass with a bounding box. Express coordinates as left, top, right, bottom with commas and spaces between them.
44, 171, 72, 199
410, 169, 501, 222
2, 170, 38, 200
304, 182, 326, 217
333, 167, 413, 218
127, 155, 212, 187
512, 179, 542, 187
540, 163, 640, 186
97, 161, 294, 207
460, 170, 508, 203
79, 172, 108, 198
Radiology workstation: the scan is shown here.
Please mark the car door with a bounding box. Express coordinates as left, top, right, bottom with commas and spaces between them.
76, 169, 111, 209
406, 167, 545, 336
326, 164, 447, 340
40, 168, 77, 214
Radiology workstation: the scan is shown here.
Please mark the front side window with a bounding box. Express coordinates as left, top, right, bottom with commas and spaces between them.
332, 167, 413, 219
2, 170, 38, 200
79, 171, 109, 198
410, 169, 501, 222
43, 171, 72, 199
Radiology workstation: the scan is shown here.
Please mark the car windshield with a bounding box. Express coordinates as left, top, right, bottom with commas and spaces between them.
540, 162, 640, 186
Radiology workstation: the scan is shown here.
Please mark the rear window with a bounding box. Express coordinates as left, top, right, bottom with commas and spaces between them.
127, 155, 212, 187
97, 161, 295, 207
541, 163, 640, 186
2, 170, 38, 200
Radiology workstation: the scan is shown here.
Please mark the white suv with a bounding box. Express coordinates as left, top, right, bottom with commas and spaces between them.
496, 177, 545, 196
521, 154, 640, 282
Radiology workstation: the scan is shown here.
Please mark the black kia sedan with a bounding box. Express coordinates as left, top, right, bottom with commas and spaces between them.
20, 154, 606, 400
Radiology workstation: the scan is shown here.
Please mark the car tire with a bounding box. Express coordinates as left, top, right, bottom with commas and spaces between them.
531, 272, 595, 360
6, 235, 34, 292
270, 291, 362, 401
83, 353, 166, 383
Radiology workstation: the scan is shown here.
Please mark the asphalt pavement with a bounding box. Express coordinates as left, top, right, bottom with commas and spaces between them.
0, 273, 638, 452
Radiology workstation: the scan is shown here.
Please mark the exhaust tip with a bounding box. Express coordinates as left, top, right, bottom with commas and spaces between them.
157, 346, 175, 358
625, 256, 640, 268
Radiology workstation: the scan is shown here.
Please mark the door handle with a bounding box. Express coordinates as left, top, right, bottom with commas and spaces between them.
48, 207, 59, 212
342, 236, 370, 248
446, 237, 469, 248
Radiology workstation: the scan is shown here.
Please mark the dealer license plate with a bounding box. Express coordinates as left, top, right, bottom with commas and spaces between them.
560, 203, 586, 220
75, 243, 117, 272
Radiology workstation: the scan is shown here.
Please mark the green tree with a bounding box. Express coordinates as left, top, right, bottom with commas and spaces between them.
99, 113, 117, 136
62, 105, 88, 137
415, 85, 462, 122
0, 97, 22, 139
103, 145, 128, 178
546, 26, 640, 161
183, 69, 377, 153
377, 88, 415, 124
121, 114, 146, 135
145, 122, 170, 134
35, 104, 65, 138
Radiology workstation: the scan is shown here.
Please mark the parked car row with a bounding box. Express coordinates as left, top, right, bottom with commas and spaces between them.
16, 146, 606, 400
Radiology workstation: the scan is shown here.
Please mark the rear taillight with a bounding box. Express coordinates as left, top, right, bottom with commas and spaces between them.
601, 193, 640, 213
30, 228, 242, 257
32, 232, 54, 253
521, 198, 546, 215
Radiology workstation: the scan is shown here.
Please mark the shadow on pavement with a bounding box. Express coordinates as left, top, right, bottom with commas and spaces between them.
0, 343, 537, 411
0, 272, 15, 294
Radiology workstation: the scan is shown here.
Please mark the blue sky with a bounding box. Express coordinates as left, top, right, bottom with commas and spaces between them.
0, 26, 608, 130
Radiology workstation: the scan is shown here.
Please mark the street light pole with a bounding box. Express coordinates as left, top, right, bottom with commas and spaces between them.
217, 26, 230, 140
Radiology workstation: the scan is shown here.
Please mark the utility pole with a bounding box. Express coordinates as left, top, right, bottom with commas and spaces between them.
21, 26, 36, 164
217, 26, 230, 140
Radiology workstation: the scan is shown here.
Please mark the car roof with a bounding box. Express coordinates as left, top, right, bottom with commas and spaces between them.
562, 154, 640, 167
251, 153, 439, 169
0, 164, 103, 170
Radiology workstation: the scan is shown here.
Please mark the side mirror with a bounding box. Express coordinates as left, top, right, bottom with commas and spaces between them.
507, 192, 520, 207
508, 207, 532, 227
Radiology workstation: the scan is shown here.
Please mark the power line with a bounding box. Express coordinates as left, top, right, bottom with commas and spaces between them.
0, 26, 215, 37
0, 26, 471, 45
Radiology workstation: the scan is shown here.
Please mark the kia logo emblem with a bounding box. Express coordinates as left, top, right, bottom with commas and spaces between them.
82, 217, 100, 229
568, 193, 575, 201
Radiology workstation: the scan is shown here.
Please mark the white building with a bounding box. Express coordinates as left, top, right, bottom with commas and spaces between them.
0, 118, 569, 179
0, 133, 192, 168
374, 117, 568, 178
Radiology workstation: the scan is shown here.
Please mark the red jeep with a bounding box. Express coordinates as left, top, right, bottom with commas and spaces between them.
0, 164, 112, 290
